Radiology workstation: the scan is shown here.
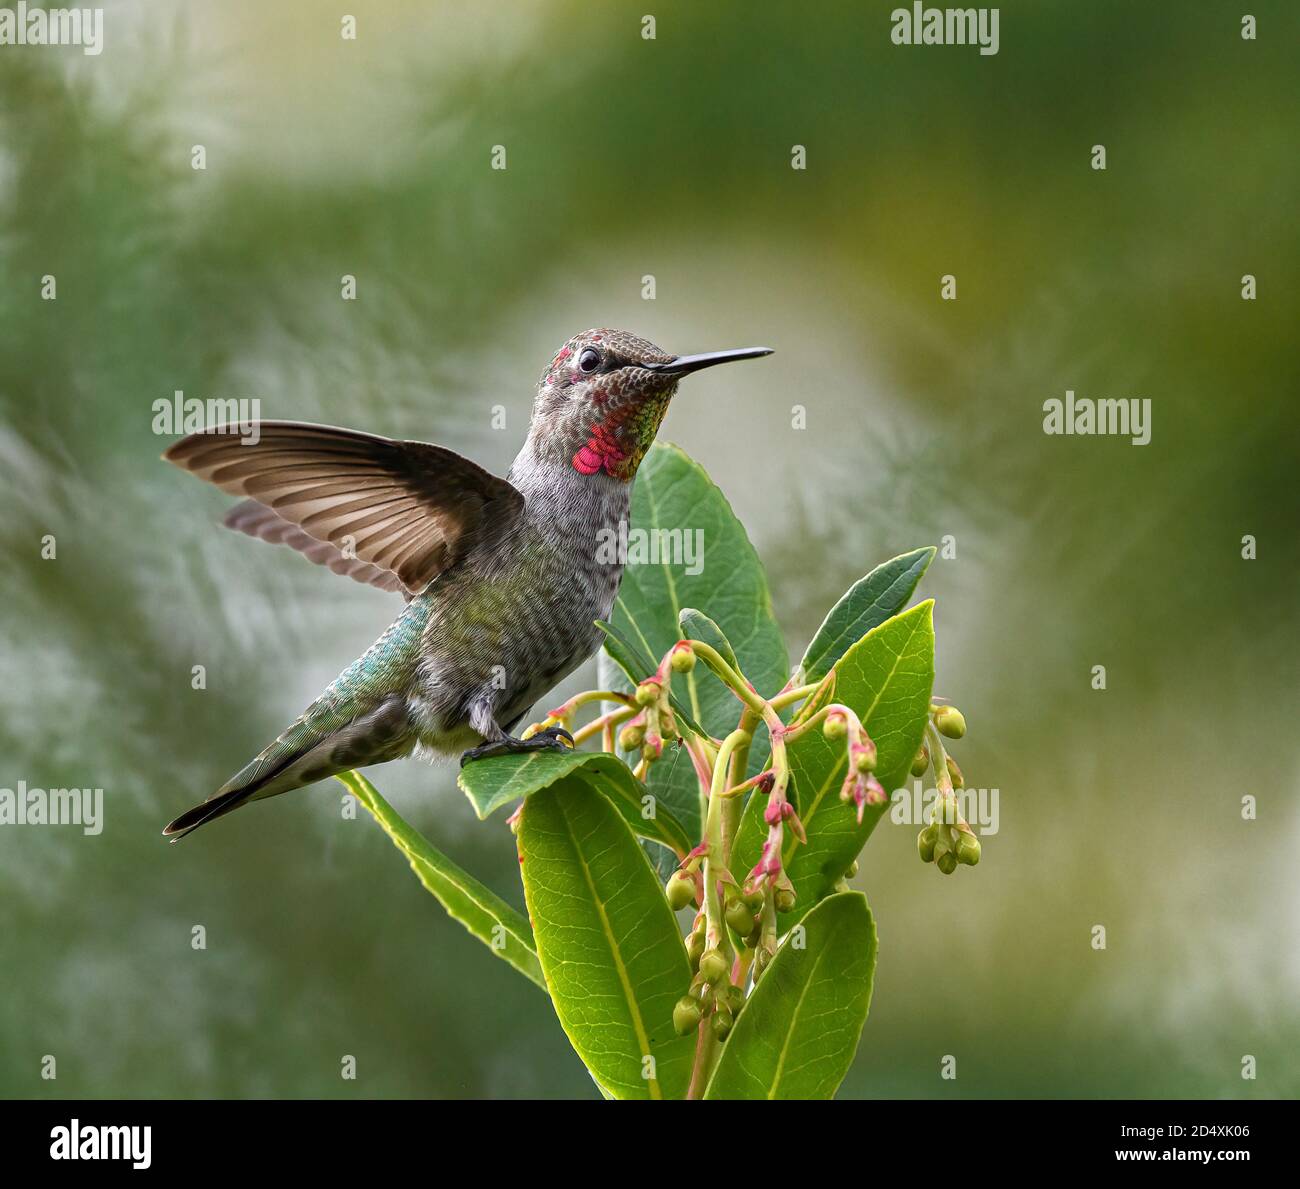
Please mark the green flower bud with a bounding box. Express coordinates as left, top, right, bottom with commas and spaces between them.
724, 899, 755, 936
725, 985, 745, 1014
910, 745, 930, 777
710, 1009, 733, 1041
618, 721, 645, 751
699, 949, 729, 983
846, 860, 859, 878
847, 748, 878, 774
685, 930, 706, 969
936, 850, 958, 875
774, 887, 796, 914
744, 888, 765, 914
665, 870, 695, 911
753, 947, 773, 978
956, 832, 981, 866
946, 755, 965, 788
673, 996, 702, 1036
634, 681, 660, 707
935, 706, 966, 739
917, 824, 938, 863
823, 712, 847, 741
670, 646, 696, 674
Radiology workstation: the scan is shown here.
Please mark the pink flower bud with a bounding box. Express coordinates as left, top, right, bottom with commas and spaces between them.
864, 773, 887, 806
851, 739, 878, 773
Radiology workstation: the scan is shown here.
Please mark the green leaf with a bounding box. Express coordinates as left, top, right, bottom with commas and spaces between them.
705, 892, 877, 1099
337, 770, 545, 990
598, 442, 789, 840
518, 778, 695, 1099
734, 601, 935, 914
457, 748, 691, 856
797, 546, 935, 684
594, 616, 657, 684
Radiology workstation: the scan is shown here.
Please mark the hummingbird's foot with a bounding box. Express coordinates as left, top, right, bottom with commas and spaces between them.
459, 725, 576, 767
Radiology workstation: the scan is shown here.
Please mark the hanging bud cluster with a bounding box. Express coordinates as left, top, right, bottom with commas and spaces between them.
674, 902, 748, 1041
822, 706, 885, 824
743, 771, 802, 905
914, 702, 980, 875
619, 643, 694, 770
917, 790, 981, 873
735, 769, 800, 977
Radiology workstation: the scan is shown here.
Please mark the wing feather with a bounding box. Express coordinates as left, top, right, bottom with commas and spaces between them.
165, 421, 523, 594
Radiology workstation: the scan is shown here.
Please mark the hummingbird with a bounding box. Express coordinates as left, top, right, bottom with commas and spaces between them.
162, 329, 772, 839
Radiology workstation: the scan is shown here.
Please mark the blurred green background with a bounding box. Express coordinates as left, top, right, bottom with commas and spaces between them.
1, 0, 1296, 1099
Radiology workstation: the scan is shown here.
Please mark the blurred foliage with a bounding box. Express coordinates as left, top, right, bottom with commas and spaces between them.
0, 0, 1296, 1098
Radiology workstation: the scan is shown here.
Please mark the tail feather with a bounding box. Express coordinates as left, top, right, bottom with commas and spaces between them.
162, 693, 414, 841
162, 743, 309, 841
163, 784, 268, 841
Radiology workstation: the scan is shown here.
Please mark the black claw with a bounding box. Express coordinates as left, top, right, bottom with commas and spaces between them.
460, 725, 576, 767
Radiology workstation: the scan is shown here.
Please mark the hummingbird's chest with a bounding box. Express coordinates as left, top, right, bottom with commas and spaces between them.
513, 473, 630, 640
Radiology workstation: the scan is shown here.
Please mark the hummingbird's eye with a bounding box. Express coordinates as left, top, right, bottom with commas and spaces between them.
578, 347, 602, 373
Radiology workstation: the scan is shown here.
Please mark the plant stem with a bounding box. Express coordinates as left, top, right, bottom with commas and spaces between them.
572, 704, 636, 745
689, 727, 751, 1097
721, 707, 758, 866
768, 682, 818, 711
703, 730, 751, 946
686, 641, 768, 717
780, 700, 861, 746
686, 1023, 717, 1100
925, 721, 952, 792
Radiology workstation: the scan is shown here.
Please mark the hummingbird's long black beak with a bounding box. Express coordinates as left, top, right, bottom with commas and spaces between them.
644, 346, 774, 376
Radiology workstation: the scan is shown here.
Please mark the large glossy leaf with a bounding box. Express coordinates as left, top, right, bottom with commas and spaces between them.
796, 547, 935, 684
457, 748, 691, 856
337, 770, 544, 990
705, 892, 877, 1099
518, 778, 695, 1099
598, 442, 788, 841
734, 601, 935, 915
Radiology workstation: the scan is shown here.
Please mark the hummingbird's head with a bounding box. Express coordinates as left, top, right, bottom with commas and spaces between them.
528, 329, 773, 481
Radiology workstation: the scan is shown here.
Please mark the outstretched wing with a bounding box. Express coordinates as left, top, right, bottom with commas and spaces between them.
164, 421, 524, 595
222, 499, 409, 596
